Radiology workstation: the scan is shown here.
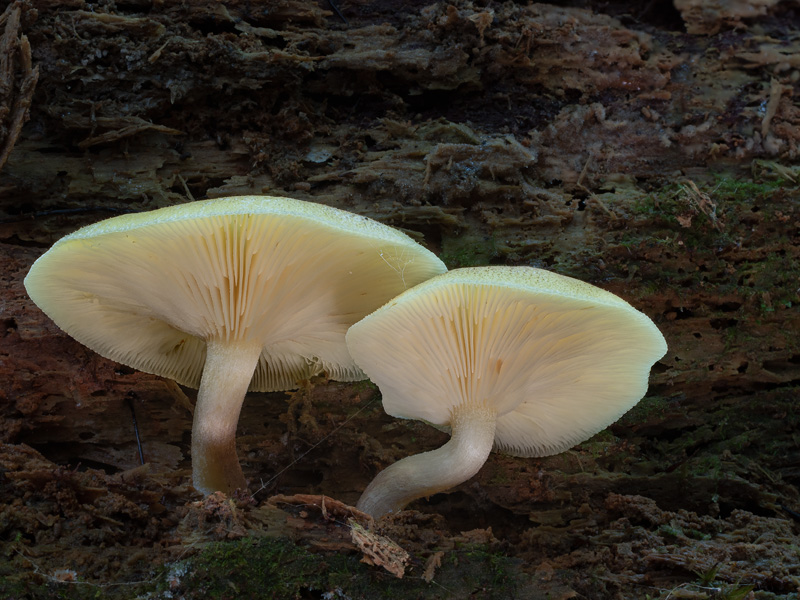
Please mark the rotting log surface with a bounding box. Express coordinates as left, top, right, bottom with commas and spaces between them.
0, 1, 798, 598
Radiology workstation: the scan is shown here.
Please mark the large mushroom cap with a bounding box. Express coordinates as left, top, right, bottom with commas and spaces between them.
346, 266, 667, 458
25, 195, 447, 391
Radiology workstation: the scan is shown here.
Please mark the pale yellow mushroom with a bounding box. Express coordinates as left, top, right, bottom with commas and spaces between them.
345, 266, 667, 517
24, 195, 446, 495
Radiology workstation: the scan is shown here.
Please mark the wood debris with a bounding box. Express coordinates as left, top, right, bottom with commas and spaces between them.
674, 0, 782, 34
677, 179, 724, 231
1, 1, 799, 597
349, 519, 410, 579
422, 550, 445, 583
269, 493, 372, 527
0, 1, 38, 171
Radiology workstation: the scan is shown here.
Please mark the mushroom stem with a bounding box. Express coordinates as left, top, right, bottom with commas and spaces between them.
356, 403, 497, 518
191, 339, 263, 495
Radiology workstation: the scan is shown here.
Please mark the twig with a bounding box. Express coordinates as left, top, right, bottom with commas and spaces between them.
576, 155, 618, 220
126, 395, 146, 465
328, 0, 348, 25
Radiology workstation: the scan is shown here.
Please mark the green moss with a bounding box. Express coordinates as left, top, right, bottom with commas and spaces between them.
619, 396, 670, 426
440, 232, 497, 268
694, 563, 721, 585
612, 171, 798, 311
736, 252, 800, 313
338, 543, 523, 599
719, 584, 756, 600
165, 537, 320, 599
624, 172, 793, 243
159, 537, 526, 600
352, 379, 379, 393
630, 186, 677, 217
712, 169, 788, 202
657, 524, 684, 539
0, 537, 526, 600
580, 429, 618, 459
0, 575, 125, 600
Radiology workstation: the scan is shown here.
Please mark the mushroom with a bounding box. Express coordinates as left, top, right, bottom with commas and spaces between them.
345, 266, 667, 517
24, 195, 446, 495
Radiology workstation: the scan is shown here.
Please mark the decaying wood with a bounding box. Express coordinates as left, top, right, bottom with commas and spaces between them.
349, 519, 410, 578
0, 0, 798, 597
0, 1, 38, 172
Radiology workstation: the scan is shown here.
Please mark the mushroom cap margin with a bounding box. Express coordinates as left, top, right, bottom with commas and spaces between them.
345, 266, 668, 457
24, 195, 448, 391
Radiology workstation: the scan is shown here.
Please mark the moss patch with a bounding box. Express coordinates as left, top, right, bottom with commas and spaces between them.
161, 537, 527, 600
440, 232, 498, 269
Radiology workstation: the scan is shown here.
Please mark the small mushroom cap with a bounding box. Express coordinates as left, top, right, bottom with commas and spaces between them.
345, 266, 667, 457
24, 196, 447, 391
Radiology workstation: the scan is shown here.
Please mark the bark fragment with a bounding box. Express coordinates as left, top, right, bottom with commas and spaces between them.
0, 1, 38, 172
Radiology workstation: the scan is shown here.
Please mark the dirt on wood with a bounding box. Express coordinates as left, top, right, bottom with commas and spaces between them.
0, 0, 798, 598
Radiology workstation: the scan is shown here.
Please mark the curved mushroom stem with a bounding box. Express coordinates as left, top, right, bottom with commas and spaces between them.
356, 403, 497, 518
191, 339, 263, 495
